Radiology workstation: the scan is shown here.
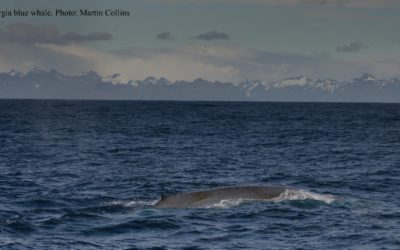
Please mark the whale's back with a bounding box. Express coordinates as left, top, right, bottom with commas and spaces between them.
154, 186, 287, 208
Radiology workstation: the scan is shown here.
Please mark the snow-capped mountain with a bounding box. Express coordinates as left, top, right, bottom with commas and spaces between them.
136, 77, 172, 86
272, 76, 313, 88
239, 80, 267, 97
1, 69, 400, 102
356, 73, 377, 82
313, 79, 342, 92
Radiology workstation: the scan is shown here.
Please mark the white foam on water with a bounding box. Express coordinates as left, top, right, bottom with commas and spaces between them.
204, 199, 246, 209
107, 200, 158, 207
203, 189, 337, 208
272, 189, 337, 204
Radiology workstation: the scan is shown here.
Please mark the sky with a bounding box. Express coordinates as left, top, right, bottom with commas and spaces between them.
0, 0, 400, 82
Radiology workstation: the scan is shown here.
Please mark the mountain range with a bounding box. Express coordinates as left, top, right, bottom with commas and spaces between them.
1, 69, 400, 102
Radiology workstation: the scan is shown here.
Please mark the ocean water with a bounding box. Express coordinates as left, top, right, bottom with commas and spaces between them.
1, 100, 399, 249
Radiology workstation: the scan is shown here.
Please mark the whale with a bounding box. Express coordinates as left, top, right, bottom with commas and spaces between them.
154, 185, 289, 208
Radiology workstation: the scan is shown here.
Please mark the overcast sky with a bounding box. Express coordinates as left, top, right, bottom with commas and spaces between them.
0, 0, 399, 82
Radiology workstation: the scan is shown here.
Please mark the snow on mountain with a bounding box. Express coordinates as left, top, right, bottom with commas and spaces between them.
239, 80, 265, 96
357, 73, 377, 82
103, 73, 124, 85
273, 76, 313, 88
141, 76, 157, 85
313, 79, 342, 92
81, 71, 102, 81
136, 76, 172, 86
157, 77, 172, 86
9, 69, 22, 77
0, 69, 400, 102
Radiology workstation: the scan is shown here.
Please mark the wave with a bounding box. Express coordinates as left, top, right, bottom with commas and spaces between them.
204, 189, 338, 208
106, 200, 159, 207
272, 189, 337, 204
203, 199, 248, 208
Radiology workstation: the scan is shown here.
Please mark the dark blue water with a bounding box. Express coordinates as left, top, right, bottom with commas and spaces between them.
1, 100, 400, 249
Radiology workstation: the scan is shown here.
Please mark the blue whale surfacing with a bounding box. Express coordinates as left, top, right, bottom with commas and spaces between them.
154, 186, 288, 208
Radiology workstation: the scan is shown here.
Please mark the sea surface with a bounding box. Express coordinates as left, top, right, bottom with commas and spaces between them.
1, 100, 399, 249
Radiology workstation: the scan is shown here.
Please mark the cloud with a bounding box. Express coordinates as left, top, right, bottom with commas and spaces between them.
0, 22, 112, 44
391, 39, 400, 44
1, 39, 375, 83
0, 23, 396, 82
0, 41, 92, 74
59, 32, 112, 43
367, 57, 400, 77
285, 0, 400, 6
155, 32, 176, 41
194, 31, 230, 41
39, 44, 241, 82
336, 42, 367, 53
153, 0, 400, 7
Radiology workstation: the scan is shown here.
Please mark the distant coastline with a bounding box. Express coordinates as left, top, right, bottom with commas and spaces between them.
1, 69, 400, 103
